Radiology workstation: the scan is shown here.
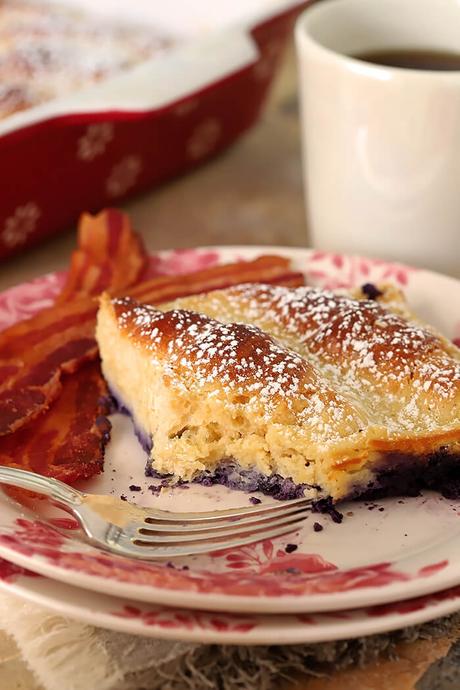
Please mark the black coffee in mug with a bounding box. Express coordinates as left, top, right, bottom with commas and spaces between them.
296, 0, 460, 273
354, 48, 460, 71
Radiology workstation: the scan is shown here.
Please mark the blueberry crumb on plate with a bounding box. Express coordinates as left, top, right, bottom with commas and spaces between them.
249, 496, 262, 505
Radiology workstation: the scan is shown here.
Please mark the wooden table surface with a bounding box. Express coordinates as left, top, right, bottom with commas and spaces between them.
1, 43, 459, 690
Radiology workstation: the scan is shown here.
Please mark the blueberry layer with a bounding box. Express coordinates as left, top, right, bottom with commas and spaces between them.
108, 387, 153, 452
146, 459, 309, 501
349, 449, 460, 502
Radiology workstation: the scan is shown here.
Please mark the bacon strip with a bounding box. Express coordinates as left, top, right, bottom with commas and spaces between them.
0, 336, 98, 435
0, 209, 148, 482
0, 209, 146, 435
129, 256, 304, 303
0, 255, 304, 437
0, 363, 111, 483
56, 209, 147, 303
0, 208, 146, 361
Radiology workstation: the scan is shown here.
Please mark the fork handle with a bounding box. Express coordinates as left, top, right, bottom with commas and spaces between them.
0, 466, 83, 508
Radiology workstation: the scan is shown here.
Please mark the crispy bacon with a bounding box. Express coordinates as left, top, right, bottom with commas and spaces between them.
128, 256, 304, 303
0, 336, 97, 435
0, 209, 146, 434
0, 212, 145, 482
0, 208, 146, 360
56, 209, 147, 303
0, 209, 146, 484
0, 297, 95, 361
0, 253, 304, 436
0, 363, 111, 483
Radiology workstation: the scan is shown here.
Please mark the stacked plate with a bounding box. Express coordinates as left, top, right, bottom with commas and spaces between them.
1, 246, 460, 645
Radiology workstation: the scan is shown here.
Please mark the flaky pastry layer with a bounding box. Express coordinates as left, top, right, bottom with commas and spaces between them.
96, 283, 460, 502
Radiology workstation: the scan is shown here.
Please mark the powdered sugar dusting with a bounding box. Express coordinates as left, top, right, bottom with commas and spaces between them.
112, 297, 365, 443
100, 284, 460, 499
169, 283, 460, 436
0, 0, 171, 119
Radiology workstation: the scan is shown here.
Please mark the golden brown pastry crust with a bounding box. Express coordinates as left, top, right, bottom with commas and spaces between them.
96, 283, 460, 501
168, 283, 460, 454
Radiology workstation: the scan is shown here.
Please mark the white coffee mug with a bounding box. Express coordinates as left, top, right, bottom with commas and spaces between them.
295, 0, 460, 275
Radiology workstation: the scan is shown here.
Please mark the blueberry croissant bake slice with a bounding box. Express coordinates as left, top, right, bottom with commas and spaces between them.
96, 283, 460, 503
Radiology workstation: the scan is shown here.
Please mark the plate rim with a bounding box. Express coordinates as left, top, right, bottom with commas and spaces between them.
1, 244, 460, 614
1, 562, 460, 645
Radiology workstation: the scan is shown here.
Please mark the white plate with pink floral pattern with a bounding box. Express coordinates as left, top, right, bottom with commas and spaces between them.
0, 247, 460, 616
2, 556, 460, 644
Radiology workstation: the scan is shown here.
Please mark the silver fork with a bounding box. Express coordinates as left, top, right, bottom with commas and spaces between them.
0, 467, 312, 560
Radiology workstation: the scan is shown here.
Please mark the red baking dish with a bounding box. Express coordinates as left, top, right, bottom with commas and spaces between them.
0, 0, 309, 261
